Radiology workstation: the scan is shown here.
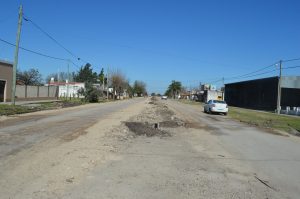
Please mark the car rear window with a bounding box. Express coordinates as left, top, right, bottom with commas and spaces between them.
213, 100, 226, 104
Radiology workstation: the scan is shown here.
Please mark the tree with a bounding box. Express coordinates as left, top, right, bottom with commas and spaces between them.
110, 69, 127, 100
133, 80, 147, 97
73, 63, 98, 84
17, 68, 43, 85
99, 68, 107, 85
165, 80, 182, 98
126, 83, 134, 98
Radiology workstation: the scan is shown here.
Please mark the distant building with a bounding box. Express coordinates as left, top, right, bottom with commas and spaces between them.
178, 91, 191, 100
225, 76, 300, 111
203, 90, 224, 102
197, 83, 224, 102
0, 60, 13, 102
48, 81, 85, 98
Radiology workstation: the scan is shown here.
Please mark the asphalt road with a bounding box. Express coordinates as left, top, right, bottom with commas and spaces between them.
165, 100, 300, 198
62, 99, 300, 199
0, 98, 144, 159
1, 98, 300, 199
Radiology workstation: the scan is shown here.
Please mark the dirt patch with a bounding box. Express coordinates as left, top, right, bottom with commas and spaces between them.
206, 115, 223, 122
124, 122, 171, 137
184, 122, 206, 129
151, 96, 158, 101
62, 129, 89, 141
156, 105, 175, 120
0, 115, 48, 128
184, 122, 226, 135
159, 120, 183, 128
61, 123, 94, 142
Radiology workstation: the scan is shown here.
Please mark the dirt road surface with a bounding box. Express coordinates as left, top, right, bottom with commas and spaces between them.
1, 98, 300, 198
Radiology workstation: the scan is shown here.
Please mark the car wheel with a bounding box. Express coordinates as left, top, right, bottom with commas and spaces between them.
224, 112, 227, 116
209, 108, 212, 114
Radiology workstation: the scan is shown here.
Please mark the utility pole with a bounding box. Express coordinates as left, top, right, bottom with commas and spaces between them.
11, 5, 23, 105
66, 60, 70, 99
106, 67, 109, 100
102, 74, 105, 91
222, 77, 225, 100
57, 68, 60, 83
276, 60, 282, 114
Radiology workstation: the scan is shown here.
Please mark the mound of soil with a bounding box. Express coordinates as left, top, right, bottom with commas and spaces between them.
124, 122, 171, 137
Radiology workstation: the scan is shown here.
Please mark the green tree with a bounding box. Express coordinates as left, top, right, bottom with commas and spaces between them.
133, 80, 147, 97
99, 68, 107, 85
17, 68, 43, 85
125, 81, 134, 98
74, 63, 98, 84
165, 80, 182, 98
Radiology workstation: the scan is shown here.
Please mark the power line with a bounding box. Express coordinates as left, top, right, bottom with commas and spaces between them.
236, 68, 278, 79
282, 65, 300, 70
282, 58, 300, 63
208, 78, 223, 84
206, 62, 279, 85
225, 62, 278, 81
0, 38, 65, 61
0, 37, 80, 69
23, 14, 88, 64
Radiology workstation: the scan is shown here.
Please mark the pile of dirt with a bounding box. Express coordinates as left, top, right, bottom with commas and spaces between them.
155, 104, 175, 120
124, 122, 171, 137
151, 96, 158, 101
148, 96, 158, 105
159, 120, 184, 128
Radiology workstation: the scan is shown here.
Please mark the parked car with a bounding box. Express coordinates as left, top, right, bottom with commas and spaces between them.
204, 100, 228, 115
161, 96, 168, 100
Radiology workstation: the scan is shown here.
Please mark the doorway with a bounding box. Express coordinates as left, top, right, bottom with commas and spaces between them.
0, 80, 6, 102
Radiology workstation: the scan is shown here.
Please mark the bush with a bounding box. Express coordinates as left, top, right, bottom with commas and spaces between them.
84, 87, 101, 103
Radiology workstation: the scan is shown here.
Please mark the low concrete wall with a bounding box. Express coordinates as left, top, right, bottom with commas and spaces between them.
15, 85, 58, 100
16, 85, 26, 98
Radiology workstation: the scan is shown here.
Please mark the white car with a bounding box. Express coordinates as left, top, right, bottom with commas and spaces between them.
204, 100, 228, 115
161, 96, 168, 100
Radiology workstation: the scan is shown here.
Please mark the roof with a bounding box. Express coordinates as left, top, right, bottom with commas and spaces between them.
0, 59, 13, 66
225, 76, 278, 86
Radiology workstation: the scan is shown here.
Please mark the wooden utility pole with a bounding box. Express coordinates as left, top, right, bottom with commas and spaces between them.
102, 70, 105, 91
276, 60, 282, 114
11, 5, 23, 105
66, 60, 70, 99
222, 77, 225, 101
106, 67, 109, 100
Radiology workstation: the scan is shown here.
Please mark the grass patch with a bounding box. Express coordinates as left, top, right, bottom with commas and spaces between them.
228, 107, 300, 134
0, 104, 41, 116
0, 98, 116, 116
0, 99, 87, 116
